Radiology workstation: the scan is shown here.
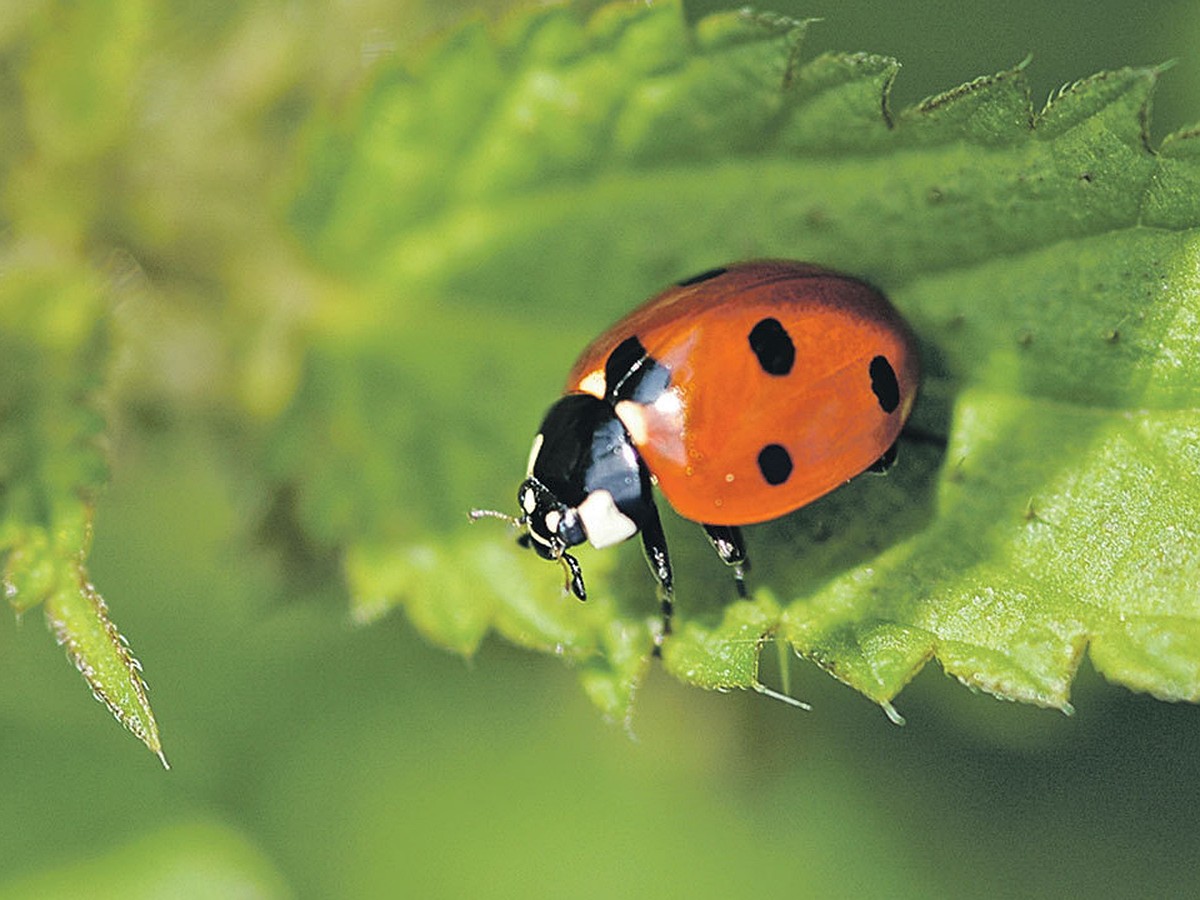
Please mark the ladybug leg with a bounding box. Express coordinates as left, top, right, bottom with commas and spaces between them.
865, 439, 899, 474
637, 501, 674, 649
561, 552, 587, 601
701, 524, 749, 599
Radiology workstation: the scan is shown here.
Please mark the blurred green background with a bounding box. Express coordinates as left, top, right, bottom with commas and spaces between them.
2, 1, 1199, 897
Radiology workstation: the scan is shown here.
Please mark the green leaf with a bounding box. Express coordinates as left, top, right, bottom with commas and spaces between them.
0, 246, 165, 763
278, 0, 1200, 719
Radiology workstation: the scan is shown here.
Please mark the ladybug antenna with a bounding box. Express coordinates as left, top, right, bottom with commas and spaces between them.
467, 508, 525, 528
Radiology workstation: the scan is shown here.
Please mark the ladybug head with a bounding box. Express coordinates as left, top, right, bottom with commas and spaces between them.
517, 477, 586, 558
515, 476, 588, 599
470, 394, 654, 603
468, 478, 588, 600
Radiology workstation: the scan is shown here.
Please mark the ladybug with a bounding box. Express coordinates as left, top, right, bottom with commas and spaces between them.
471, 261, 919, 645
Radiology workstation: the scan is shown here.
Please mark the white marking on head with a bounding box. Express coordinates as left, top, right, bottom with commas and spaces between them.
521, 487, 537, 515
614, 400, 649, 445
578, 370, 606, 399
525, 433, 545, 478
544, 510, 562, 535
577, 489, 638, 549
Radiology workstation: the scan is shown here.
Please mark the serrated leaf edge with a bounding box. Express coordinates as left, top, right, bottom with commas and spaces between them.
43, 557, 167, 767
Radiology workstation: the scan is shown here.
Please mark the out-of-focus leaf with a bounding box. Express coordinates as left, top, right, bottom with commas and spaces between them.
0, 247, 163, 761
0, 819, 289, 899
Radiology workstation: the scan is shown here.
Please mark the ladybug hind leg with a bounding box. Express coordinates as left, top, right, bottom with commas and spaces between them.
865, 438, 899, 474
701, 524, 749, 599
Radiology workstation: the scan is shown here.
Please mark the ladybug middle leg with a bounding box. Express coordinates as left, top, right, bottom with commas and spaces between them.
701, 524, 748, 598
636, 501, 675, 650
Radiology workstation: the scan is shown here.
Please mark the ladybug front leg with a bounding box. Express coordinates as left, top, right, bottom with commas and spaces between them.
701, 524, 748, 599
636, 501, 674, 648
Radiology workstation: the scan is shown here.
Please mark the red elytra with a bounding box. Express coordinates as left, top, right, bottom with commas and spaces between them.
565, 260, 920, 525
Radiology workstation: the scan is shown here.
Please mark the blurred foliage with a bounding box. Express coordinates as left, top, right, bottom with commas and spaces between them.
0, 820, 290, 900
1, 1, 1199, 898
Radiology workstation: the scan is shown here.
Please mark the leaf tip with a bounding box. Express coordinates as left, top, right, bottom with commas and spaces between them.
902, 61, 1035, 142
1037, 64, 1164, 153
45, 565, 165, 760
880, 700, 906, 726
734, 8, 821, 89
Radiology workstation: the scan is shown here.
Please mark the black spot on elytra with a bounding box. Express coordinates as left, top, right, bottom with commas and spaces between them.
869, 355, 900, 414
757, 444, 793, 486
605, 335, 670, 405
748, 317, 795, 376
676, 266, 727, 287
